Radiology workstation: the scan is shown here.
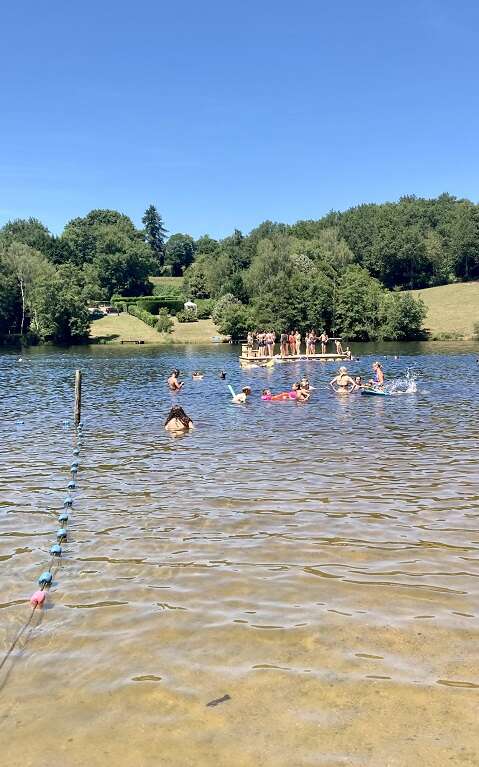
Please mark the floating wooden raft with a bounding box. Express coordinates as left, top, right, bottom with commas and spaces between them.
239, 349, 351, 366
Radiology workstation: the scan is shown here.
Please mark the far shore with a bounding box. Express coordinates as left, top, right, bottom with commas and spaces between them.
89, 312, 224, 345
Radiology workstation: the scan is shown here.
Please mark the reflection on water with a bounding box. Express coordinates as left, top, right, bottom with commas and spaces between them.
1, 342, 479, 766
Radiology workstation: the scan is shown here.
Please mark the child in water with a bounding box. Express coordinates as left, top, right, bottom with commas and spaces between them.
232, 386, 252, 404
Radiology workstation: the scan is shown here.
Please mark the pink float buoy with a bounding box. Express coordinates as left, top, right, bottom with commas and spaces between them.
30, 590, 46, 607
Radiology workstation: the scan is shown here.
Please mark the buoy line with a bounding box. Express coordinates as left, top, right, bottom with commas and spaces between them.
0, 421, 84, 675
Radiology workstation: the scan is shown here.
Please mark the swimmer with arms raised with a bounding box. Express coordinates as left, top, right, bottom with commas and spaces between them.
165, 406, 194, 433
330, 366, 357, 394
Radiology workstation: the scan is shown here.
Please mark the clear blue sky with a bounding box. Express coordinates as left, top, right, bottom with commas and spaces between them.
1, 0, 478, 239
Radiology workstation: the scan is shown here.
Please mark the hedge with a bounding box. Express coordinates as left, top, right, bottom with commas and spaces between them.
112, 296, 184, 315
128, 304, 158, 328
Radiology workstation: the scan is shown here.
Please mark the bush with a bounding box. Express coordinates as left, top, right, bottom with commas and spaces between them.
176, 310, 198, 323
112, 295, 184, 315
196, 298, 214, 319
156, 308, 174, 333
473, 321, 479, 340
217, 305, 252, 340
380, 293, 427, 341
128, 304, 158, 328
212, 293, 242, 324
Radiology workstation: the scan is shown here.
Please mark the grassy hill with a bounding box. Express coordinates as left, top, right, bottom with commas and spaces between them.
410, 282, 479, 339
89, 312, 220, 344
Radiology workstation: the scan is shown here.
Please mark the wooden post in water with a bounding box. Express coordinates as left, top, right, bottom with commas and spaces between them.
74, 369, 82, 426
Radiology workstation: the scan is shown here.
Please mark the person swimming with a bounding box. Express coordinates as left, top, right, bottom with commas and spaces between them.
261, 388, 273, 400
168, 369, 184, 391
231, 386, 252, 404
164, 406, 194, 432
192, 371, 204, 380
293, 382, 310, 402
330, 366, 357, 393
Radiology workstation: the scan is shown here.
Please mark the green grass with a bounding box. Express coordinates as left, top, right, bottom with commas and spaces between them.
89, 312, 220, 344
149, 276, 184, 287
410, 281, 479, 339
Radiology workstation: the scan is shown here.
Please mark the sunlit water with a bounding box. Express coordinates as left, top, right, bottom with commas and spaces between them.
1, 342, 478, 767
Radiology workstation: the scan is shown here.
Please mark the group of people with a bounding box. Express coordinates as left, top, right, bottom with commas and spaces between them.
246, 330, 352, 358
164, 360, 386, 433
329, 361, 385, 393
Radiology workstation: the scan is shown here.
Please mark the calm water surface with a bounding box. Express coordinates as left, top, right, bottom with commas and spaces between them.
1, 342, 478, 766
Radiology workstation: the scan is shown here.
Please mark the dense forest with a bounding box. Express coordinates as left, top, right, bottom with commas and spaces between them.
1, 194, 478, 343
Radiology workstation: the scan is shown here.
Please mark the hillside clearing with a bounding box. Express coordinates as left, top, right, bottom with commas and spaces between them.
89, 312, 220, 344
409, 282, 479, 339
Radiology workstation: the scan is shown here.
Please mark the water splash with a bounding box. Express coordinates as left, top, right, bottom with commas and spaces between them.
387, 368, 418, 395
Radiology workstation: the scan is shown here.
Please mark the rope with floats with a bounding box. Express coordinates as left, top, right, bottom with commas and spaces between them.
0, 371, 83, 675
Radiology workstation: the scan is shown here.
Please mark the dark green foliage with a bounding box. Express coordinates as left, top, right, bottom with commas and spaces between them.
334, 266, 385, 341
128, 303, 158, 328
380, 293, 427, 340
142, 205, 167, 267
113, 295, 184, 315
217, 305, 252, 339
164, 234, 196, 276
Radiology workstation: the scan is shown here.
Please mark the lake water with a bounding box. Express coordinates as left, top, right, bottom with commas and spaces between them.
1, 342, 478, 766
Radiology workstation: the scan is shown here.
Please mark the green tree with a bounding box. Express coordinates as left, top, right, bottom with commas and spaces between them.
164, 234, 195, 276
380, 293, 427, 340
142, 205, 167, 267
217, 304, 252, 339
335, 265, 385, 340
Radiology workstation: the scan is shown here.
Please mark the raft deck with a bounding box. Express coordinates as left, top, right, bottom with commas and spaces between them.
239, 352, 351, 365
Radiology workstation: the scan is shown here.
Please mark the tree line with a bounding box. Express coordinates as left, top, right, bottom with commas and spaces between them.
1, 193, 477, 343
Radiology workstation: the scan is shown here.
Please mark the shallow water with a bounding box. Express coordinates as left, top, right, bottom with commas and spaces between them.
1, 342, 478, 766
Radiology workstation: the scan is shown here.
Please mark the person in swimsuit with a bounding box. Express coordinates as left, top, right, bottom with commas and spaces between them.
335, 339, 344, 355
192, 371, 204, 380
353, 376, 363, 390
280, 332, 288, 357
261, 388, 273, 400
330, 366, 357, 393
168, 369, 184, 391
293, 382, 310, 402
370, 361, 385, 387
165, 406, 194, 432
320, 331, 329, 354
288, 331, 295, 356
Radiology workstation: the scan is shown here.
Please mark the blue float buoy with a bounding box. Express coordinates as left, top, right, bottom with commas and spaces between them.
62, 420, 70, 426
68, 481, 76, 490
38, 571, 52, 586
59, 512, 69, 522
50, 543, 62, 556
71, 466, 78, 475
56, 528, 67, 540
63, 496, 73, 507
73, 449, 80, 456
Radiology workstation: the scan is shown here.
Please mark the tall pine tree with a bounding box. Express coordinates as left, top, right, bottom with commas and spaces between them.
142, 205, 168, 268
